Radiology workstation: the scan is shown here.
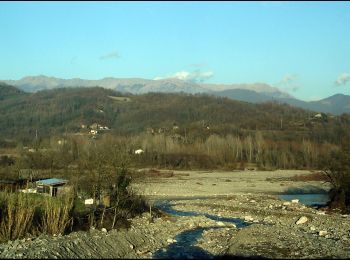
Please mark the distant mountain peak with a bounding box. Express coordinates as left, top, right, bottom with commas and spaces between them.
2, 75, 349, 115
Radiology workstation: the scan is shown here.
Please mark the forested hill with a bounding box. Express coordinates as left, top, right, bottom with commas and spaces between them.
0, 85, 349, 144
0, 83, 26, 100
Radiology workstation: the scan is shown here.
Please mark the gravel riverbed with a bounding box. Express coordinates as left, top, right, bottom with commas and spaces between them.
0, 170, 348, 259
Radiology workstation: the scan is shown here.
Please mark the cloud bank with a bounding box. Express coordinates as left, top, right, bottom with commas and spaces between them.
154, 70, 213, 83
335, 73, 350, 86
278, 74, 300, 92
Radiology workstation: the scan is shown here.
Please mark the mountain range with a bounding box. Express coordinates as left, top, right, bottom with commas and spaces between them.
1, 75, 350, 115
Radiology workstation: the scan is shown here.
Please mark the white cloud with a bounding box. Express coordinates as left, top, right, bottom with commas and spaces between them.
100, 51, 120, 60
154, 70, 213, 83
335, 73, 350, 86
277, 74, 300, 93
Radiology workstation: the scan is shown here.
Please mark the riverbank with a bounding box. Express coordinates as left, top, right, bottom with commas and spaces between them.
132, 169, 330, 198
0, 169, 348, 259
170, 194, 350, 258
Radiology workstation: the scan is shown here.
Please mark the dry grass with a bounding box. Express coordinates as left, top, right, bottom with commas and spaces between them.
0, 192, 36, 242
40, 194, 74, 235
289, 172, 329, 182
0, 191, 75, 242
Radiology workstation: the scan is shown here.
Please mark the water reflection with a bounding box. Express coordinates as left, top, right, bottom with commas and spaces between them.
278, 193, 329, 207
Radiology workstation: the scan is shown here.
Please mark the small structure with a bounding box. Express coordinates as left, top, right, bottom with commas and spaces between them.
36, 178, 69, 197
134, 149, 144, 155
314, 113, 322, 119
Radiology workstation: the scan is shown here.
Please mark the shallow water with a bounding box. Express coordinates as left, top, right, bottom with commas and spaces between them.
153, 201, 250, 259
278, 193, 330, 206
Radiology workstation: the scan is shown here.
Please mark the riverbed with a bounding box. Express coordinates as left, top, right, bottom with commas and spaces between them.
0, 169, 348, 259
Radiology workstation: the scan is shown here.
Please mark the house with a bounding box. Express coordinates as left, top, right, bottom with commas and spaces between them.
0, 179, 29, 192
314, 113, 322, 119
36, 178, 70, 197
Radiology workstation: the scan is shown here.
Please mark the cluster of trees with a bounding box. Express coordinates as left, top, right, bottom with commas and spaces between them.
321, 136, 350, 211
3, 131, 338, 174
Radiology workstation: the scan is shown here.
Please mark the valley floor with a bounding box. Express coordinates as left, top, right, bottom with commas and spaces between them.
0, 170, 349, 259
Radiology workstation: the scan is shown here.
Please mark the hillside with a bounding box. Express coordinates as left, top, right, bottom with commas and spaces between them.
3, 76, 350, 115
0, 83, 26, 100
0, 85, 349, 145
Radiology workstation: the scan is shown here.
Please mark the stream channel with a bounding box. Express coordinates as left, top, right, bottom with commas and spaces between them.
152, 199, 251, 259
151, 193, 329, 259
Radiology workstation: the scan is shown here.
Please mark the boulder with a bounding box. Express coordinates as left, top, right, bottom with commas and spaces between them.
244, 216, 254, 221
319, 230, 328, 236
296, 216, 308, 225
167, 238, 176, 243
291, 199, 299, 203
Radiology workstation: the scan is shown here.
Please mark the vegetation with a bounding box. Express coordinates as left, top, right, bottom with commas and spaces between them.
0, 83, 350, 233
322, 136, 350, 212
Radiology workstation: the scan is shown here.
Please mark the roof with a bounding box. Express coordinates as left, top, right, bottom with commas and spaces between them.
36, 178, 68, 186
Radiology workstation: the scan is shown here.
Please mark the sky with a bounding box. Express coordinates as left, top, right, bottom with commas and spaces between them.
1, 1, 350, 101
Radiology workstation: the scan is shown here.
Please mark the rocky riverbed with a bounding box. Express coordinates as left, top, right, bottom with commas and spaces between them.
0, 193, 349, 259
171, 194, 350, 258
0, 170, 349, 259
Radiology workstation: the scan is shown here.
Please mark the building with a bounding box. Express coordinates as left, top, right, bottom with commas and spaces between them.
36, 178, 69, 197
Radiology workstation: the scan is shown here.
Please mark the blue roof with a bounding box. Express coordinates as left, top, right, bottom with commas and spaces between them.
36, 178, 68, 186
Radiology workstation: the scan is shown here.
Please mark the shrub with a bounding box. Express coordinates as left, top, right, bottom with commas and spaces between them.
0, 192, 36, 242
39, 194, 74, 235
322, 138, 350, 211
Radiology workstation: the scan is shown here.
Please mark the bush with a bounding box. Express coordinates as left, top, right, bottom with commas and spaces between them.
322, 138, 350, 211
0, 192, 36, 242
39, 194, 74, 235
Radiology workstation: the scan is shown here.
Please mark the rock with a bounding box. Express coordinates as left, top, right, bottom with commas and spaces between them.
310, 226, 316, 231
316, 211, 326, 215
101, 228, 107, 233
319, 230, 328, 236
167, 238, 176, 243
216, 221, 225, 226
244, 216, 254, 221
291, 199, 299, 203
296, 216, 308, 225
283, 202, 291, 206
250, 200, 256, 203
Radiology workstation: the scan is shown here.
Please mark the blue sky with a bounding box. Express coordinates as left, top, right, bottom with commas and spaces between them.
1, 1, 350, 100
